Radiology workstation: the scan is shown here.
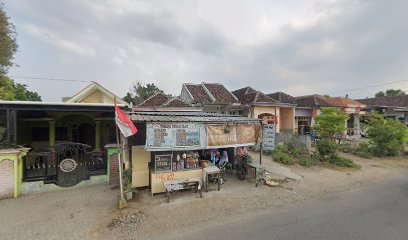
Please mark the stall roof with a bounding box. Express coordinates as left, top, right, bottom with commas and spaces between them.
129, 111, 262, 123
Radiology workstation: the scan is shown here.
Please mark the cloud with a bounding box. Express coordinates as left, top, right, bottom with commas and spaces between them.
5, 0, 408, 101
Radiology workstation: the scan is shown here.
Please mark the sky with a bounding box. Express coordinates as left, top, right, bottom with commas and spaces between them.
4, 0, 408, 101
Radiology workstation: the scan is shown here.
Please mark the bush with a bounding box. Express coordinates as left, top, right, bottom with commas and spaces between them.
353, 142, 372, 159
338, 142, 353, 153
316, 139, 338, 159
273, 147, 295, 165
367, 113, 408, 156
329, 156, 360, 168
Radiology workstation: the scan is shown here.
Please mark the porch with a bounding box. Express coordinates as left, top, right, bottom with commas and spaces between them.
0, 101, 122, 189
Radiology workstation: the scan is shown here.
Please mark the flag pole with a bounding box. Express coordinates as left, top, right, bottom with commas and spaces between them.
115, 99, 127, 209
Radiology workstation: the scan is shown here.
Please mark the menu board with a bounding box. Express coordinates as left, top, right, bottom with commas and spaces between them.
146, 123, 201, 149
262, 124, 276, 151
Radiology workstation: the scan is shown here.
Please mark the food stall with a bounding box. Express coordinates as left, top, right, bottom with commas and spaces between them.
127, 112, 262, 196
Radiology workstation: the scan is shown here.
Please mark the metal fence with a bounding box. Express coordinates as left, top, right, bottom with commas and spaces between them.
275, 132, 312, 153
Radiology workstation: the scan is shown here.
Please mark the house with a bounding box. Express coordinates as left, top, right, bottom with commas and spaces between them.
0, 83, 131, 196
63, 82, 128, 105
133, 92, 202, 112
232, 87, 296, 133
180, 83, 242, 115
356, 95, 408, 124
295, 95, 366, 136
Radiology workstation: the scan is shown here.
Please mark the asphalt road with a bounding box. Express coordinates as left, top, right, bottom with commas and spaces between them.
160, 172, 408, 240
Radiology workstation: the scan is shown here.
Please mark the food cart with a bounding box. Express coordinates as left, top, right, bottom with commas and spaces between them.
127, 111, 262, 196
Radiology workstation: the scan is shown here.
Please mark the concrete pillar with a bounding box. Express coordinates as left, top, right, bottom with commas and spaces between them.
49, 121, 55, 148
344, 120, 348, 135
95, 121, 101, 151
354, 115, 360, 136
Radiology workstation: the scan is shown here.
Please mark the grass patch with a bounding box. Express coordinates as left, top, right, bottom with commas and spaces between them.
329, 156, 361, 169
298, 155, 320, 167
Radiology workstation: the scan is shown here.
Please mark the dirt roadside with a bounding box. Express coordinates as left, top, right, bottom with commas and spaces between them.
0, 153, 406, 240
92, 153, 408, 240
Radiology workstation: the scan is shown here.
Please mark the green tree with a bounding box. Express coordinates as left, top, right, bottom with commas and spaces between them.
0, 2, 18, 100
0, 3, 41, 101
14, 83, 41, 101
314, 107, 349, 140
367, 113, 408, 156
123, 82, 163, 105
375, 89, 405, 97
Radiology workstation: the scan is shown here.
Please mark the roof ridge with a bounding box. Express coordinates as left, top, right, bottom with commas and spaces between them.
201, 82, 216, 102
182, 83, 194, 101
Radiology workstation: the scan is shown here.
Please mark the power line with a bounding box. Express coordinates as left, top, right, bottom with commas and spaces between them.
10, 75, 94, 83
324, 79, 408, 95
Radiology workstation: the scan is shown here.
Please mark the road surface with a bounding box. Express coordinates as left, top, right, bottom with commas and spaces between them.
157, 172, 408, 240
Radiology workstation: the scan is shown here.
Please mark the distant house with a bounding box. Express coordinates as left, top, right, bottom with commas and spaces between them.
180, 83, 242, 115
232, 87, 296, 133
296, 95, 366, 136
133, 92, 201, 112
63, 82, 128, 105
356, 95, 408, 124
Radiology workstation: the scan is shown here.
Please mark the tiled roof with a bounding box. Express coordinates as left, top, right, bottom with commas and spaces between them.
356, 95, 408, 108
232, 87, 278, 104
268, 92, 297, 104
203, 83, 239, 103
162, 98, 192, 107
138, 93, 168, 107
185, 84, 213, 103
138, 93, 192, 108
322, 97, 365, 108
296, 95, 365, 108
296, 95, 334, 108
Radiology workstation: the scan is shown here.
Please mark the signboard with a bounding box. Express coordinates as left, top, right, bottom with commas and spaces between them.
262, 124, 276, 151
146, 123, 201, 149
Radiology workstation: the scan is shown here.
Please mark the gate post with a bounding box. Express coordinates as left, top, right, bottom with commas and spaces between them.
0, 148, 29, 199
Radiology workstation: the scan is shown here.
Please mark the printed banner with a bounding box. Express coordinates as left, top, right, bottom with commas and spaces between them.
262, 124, 276, 151
236, 124, 262, 145
207, 125, 236, 146
146, 123, 201, 149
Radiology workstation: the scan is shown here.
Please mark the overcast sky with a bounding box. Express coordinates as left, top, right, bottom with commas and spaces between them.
5, 0, 408, 101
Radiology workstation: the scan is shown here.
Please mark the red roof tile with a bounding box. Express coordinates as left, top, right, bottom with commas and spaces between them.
232, 87, 278, 104
268, 92, 296, 104
356, 95, 408, 108
138, 93, 169, 107
163, 98, 192, 107
203, 83, 239, 103
185, 84, 213, 103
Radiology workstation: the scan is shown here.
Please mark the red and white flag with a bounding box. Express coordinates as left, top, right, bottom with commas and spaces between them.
114, 99, 137, 137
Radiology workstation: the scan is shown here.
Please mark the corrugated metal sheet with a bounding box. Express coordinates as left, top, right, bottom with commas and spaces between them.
129, 111, 261, 123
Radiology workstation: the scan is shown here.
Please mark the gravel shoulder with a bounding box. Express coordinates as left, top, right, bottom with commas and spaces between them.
1, 153, 406, 240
